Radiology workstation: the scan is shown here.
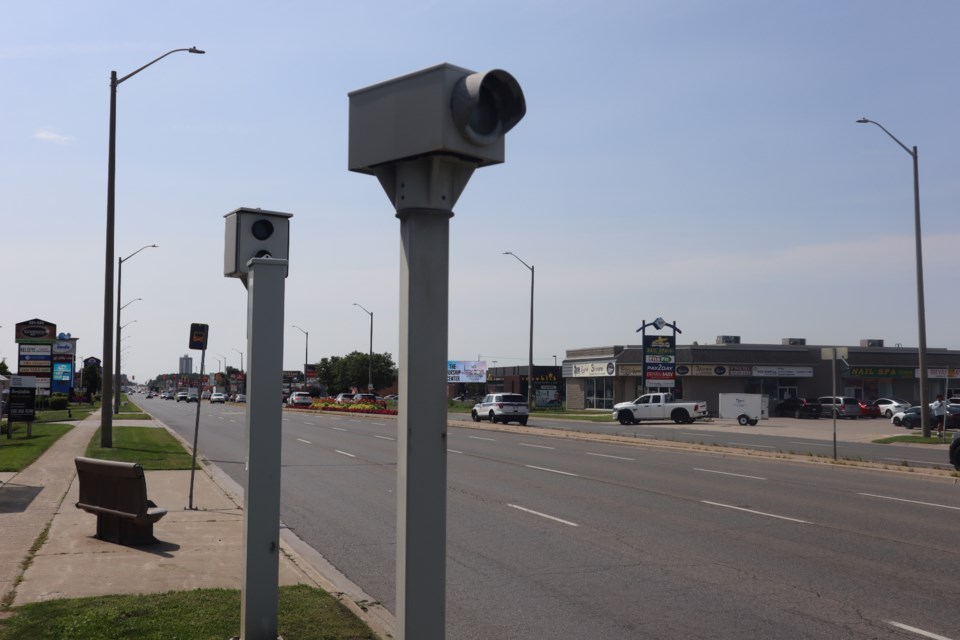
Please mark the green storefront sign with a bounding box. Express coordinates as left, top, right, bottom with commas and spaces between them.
848, 367, 915, 379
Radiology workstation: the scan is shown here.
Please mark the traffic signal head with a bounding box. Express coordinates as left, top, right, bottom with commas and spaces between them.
223, 207, 292, 279
348, 63, 526, 174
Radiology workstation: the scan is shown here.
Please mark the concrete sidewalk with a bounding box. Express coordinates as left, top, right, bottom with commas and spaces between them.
0, 411, 392, 638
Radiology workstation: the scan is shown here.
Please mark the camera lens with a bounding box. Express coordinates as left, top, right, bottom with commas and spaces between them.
251, 219, 274, 240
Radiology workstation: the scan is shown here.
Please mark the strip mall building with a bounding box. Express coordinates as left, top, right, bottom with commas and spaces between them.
562, 336, 960, 412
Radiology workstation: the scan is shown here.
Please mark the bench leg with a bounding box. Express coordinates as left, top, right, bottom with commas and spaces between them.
96, 514, 156, 546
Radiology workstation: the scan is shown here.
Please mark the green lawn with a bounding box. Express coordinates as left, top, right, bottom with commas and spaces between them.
873, 433, 955, 445
0, 584, 376, 640
84, 426, 193, 470
0, 424, 73, 472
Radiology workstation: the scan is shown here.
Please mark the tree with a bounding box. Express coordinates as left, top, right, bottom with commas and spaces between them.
0, 358, 9, 376
316, 352, 397, 394
82, 363, 101, 399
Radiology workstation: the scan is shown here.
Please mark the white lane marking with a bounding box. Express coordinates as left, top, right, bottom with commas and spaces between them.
282, 418, 291, 422
701, 501, 809, 524
694, 468, 766, 480
372, 422, 387, 426
888, 621, 953, 640
684, 432, 716, 436
304, 422, 315, 426
508, 504, 579, 527
229, 420, 237, 423
519, 442, 554, 449
469, 436, 496, 441
375, 435, 395, 441
335, 450, 356, 458
218, 416, 225, 420
349, 419, 361, 423
525, 465, 578, 477
882, 458, 942, 466
296, 438, 311, 444
726, 442, 775, 449
859, 493, 960, 512
586, 452, 635, 461
332, 427, 347, 432
789, 442, 832, 447
448, 449, 463, 454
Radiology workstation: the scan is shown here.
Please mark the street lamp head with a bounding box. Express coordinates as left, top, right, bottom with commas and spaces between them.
188, 47, 205, 54
856, 117, 870, 124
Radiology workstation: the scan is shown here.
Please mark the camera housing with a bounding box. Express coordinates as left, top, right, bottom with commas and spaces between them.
348, 63, 525, 174
224, 207, 292, 279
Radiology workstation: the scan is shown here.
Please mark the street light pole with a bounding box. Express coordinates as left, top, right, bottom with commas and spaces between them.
857, 117, 930, 437
233, 348, 245, 393
504, 252, 535, 409
293, 325, 309, 389
101, 47, 204, 448
114, 245, 156, 414
353, 304, 374, 391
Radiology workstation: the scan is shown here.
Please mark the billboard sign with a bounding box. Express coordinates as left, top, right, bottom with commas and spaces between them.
7, 387, 37, 421
643, 334, 676, 386
447, 361, 487, 383
14, 319, 57, 343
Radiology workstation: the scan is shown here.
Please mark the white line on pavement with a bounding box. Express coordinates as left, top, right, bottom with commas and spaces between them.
859, 493, 960, 511
335, 450, 356, 458
297, 438, 311, 444
788, 442, 832, 447
375, 435, 395, 441
332, 427, 347, 432
304, 422, 314, 426
726, 442, 776, 449
701, 501, 809, 524
525, 465, 578, 477
694, 468, 766, 480
519, 442, 554, 449
508, 504, 579, 527
469, 436, 496, 441
887, 621, 953, 640
585, 452, 635, 461
448, 449, 463, 454
372, 422, 387, 426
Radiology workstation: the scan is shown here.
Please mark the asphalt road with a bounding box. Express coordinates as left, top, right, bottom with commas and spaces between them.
146, 399, 960, 640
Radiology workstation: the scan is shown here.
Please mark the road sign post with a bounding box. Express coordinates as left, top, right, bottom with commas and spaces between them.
187, 323, 209, 510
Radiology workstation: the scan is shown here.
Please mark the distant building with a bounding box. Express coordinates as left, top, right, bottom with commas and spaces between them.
179, 354, 193, 375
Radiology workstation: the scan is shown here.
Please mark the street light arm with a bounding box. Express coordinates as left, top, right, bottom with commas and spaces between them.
117, 47, 205, 85
503, 251, 532, 271
857, 118, 914, 157
119, 297, 142, 311
120, 243, 159, 264
352, 302, 372, 317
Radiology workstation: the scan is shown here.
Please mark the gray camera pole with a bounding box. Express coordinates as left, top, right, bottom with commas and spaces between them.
396, 206, 451, 639
240, 257, 287, 640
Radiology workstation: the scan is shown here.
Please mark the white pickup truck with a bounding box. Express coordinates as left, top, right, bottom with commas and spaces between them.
612, 392, 709, 425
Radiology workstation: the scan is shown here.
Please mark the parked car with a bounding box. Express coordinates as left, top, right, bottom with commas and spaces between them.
287, 392, 313, 407
234, 394, 246, 403
471, 393, 529, 425
891, 407, 915, 427
859, 401, 881, 419
870, 398, 911, 418
775, 397, 822, 419
334, 392, 355, 404
210, 392, 225, 404
352, 393, 377, 403
817, 396, 861, 419
901, 404, 960, 430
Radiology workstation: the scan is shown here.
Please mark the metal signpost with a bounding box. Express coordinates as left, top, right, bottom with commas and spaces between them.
349, 63, 525, 640
821, 347, 848, 460
187, 323, 208, 510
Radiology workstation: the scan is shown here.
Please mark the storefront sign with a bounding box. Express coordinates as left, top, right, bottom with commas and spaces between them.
617, 365, 644, 376
849, 367, 915, 379
676, 364, 753, 377
447, 361, 487, 383
643, 335, 675, 386
8, 387, 37, 421
752, 366, 813, 378
14, 319, 56, 343
571, 361, 615, 377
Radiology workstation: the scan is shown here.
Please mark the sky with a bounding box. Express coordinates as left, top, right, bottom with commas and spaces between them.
2, 0, 959, 384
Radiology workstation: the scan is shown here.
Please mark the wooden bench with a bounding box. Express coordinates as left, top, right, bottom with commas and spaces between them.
74, 456, 167, 545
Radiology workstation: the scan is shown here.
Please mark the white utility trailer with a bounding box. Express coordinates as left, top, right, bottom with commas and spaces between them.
718, 393, 768, 425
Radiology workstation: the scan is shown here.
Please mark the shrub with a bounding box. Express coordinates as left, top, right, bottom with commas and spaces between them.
49, 395, 69, 410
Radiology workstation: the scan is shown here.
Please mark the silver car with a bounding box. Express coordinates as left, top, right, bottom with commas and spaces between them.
471, 393, 529, 425
817, 395, 861, 419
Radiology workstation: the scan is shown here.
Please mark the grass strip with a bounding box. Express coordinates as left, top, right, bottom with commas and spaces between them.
84, 426, 194, 470
0, 584, 376, 640
0, 424, 73, 472
873, 434, 954, 445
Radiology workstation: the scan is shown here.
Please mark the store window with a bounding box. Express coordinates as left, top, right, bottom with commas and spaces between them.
778, 386, 798, 400
585, 377, 614, 409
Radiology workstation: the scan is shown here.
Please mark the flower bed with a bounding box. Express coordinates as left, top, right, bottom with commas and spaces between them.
307, 400, 397, 416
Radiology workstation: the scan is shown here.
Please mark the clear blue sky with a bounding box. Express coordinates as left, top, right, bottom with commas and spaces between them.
2, 0, 958, 383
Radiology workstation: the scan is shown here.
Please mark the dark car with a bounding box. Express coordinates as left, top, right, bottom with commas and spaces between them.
901, 405, 960, 430
950, 433, 960, 470
775, 397, 822, 419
